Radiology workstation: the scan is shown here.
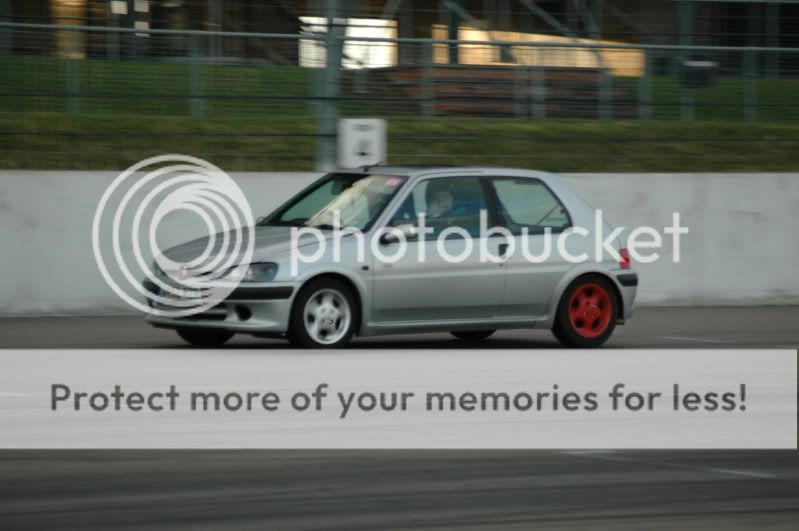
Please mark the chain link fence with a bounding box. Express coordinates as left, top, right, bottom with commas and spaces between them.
1, 21, 798, 170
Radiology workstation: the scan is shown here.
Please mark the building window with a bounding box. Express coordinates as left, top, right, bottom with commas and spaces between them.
299, 17, 398, 69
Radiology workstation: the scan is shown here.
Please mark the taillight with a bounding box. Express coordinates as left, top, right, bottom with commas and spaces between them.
619, 248, 631, 270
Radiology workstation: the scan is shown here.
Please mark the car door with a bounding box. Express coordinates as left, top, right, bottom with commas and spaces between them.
369, 176, 507, 324
487, 177, 573, 318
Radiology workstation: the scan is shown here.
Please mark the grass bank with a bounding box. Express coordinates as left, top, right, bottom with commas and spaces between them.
0, 113, 797, 171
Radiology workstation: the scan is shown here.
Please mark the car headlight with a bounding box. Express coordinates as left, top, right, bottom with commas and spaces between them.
226, 262, 279, 283
151, 261, 166, 281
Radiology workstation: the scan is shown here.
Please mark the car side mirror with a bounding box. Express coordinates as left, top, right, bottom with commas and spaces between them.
380, 223, 417, 245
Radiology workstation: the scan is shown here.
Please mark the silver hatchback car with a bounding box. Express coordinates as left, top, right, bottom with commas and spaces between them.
145, 166, 637, 348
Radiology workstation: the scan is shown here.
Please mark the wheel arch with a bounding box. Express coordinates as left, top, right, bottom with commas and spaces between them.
295, 272, 365, 334
548, 268, 625, 327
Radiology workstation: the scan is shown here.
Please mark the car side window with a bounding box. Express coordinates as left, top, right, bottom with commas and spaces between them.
490, 178, 571, 233
389, 177, 489, 238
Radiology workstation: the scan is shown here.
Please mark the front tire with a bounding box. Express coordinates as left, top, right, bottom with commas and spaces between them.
289, 278, 358, 348
552, 275, 618, 348
176, 328, 234, 347
451, 330, 496, 341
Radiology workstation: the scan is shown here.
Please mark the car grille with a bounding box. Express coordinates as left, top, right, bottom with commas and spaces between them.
174, 303, 228, 321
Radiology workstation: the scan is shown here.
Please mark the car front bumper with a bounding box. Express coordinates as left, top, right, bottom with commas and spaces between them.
143, 281, 299, 335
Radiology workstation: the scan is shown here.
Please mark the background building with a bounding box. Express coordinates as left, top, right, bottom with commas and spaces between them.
3, 1, 798, 61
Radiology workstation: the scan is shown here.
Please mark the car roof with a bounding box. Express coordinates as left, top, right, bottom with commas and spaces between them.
344, 165, 561, 182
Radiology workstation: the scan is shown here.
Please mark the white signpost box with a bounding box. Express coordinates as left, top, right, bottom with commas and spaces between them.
337, 118, 387, 168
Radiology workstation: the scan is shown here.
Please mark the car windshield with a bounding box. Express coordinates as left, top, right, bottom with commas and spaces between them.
261, 173, 407, 231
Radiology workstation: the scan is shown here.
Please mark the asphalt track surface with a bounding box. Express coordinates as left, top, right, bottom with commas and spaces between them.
0, 306, 798, 349
0, 307, 797, 530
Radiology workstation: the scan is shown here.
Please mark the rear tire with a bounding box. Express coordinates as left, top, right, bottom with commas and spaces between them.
289, 278, 358, 348
552, 274, 618, 348
450, 330, 496, 341
176, 328, 234, 347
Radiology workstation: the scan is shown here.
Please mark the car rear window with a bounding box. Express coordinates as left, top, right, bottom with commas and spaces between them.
490, 178, 571, 233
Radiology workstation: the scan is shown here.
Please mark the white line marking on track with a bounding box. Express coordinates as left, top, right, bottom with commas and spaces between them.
562, 451, 779, 480
654, 335, 727, 344
712, 468, 780, 479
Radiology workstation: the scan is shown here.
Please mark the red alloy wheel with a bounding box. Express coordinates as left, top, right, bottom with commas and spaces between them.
567, 283, 612, 338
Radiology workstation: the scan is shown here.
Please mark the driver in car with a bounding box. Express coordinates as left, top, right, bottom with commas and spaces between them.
425, 181, 474, 235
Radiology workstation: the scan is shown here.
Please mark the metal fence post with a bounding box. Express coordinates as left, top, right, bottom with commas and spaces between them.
421, 41, 433, 117
766, 2, 779, 79
680, 86, 694, 122
65, 46, 81, 114
316, 0, 341, 171
532, 66, 545, 119
513, 67, 526, 118
353, 68, 366, 94
190, 34, 204, 118
0, 0, 10, 57
599, 67, 612, 119
743, 49, 757, 123
679, 51, 694, 122
639, 49, 652, 120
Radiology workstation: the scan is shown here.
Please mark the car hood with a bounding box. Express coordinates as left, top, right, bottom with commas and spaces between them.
160, 226, 328, 264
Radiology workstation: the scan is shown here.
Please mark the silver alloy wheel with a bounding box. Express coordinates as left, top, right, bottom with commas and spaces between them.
302, 288, 352, 345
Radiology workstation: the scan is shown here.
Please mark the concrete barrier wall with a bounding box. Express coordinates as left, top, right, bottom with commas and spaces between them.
0, 171, 797, 315
563, 173, 799, 305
